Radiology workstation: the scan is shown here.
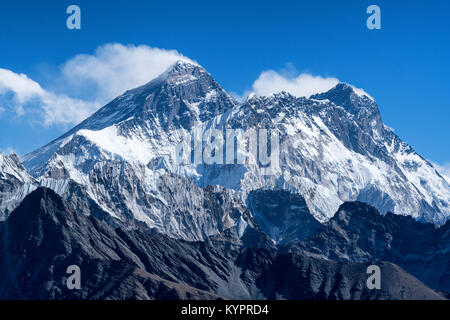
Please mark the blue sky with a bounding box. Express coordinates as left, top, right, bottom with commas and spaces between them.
0, 0, 449, 171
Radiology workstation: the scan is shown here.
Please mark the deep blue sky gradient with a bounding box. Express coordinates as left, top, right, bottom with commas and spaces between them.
0, 0, 449, 165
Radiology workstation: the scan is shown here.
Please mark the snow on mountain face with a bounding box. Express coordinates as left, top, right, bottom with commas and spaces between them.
20, 61, 248, 241
178, 85, 449, 224
21, 61, 450, 242
220, 87, 450, 224
23, 61, 237, 176
0, 153, 36, 219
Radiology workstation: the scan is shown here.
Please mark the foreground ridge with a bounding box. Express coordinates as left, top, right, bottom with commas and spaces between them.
0, 188, 443, 300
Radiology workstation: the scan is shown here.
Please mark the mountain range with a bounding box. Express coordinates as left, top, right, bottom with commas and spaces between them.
0, 187, 444, 300
0, 60, 449, 299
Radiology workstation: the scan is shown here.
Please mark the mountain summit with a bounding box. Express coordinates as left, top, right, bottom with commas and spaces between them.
23, 60, 237, 175
72, 60, 236, 132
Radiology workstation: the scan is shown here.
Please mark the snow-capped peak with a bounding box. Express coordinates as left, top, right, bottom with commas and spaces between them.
166, 59, 202, 74
314, 82, 373, 100
17, 61, 450, 240
0, 152, 33, 183
0, 152, 37, 220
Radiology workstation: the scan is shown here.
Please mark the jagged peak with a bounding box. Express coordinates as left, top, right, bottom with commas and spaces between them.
244, 83, 373, 104
313, 82, 373, 101
124, 59, 211, 96
0, 151, 24, 170
168, 59, 201, 72
157, 59, 207, 82
7, 187, 70, 225
0, 151, 18, 159
7, 152, 21, 164
273, 91, 296, 99
309, 82, 379, 120
245, 90, 297, 103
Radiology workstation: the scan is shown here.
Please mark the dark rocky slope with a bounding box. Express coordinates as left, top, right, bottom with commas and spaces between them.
0, 188, 443, 300
246, 189, 321, 245
293, 201, 450, 294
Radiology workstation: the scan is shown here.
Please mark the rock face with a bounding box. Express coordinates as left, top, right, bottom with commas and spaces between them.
0, 188, 443, 300
294, 201, 450, 294
246, 189, 320, 245
16, 60, 449, 248
0, 152, 36, 220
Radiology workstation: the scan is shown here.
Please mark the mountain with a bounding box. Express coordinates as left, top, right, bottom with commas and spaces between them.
18, 60, 450, 245
221, 86, 450, 224
20, 61, 246, 241
292, 201, 450, 294
0, 187, 443, 300
0, 152, 36, 220
22, 60, 237, 176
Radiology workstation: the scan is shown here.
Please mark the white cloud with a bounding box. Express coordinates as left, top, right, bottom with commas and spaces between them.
0, 68, 97, 125
60, 43, 196, 103
248, 65, 373, 100
251, 69, 340, 98
0, 69, 44, 102
0, 44, 194, 126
